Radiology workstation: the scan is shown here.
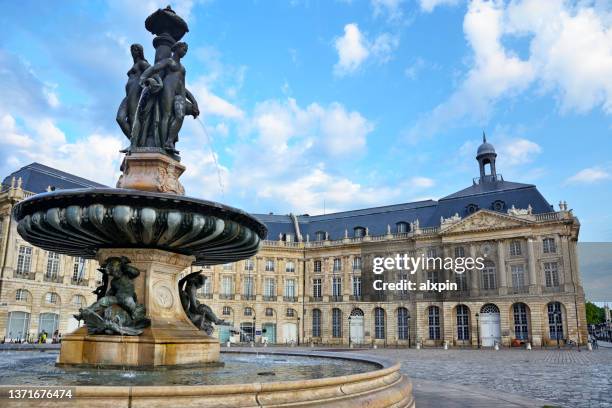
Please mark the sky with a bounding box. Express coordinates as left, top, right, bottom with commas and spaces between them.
1, 0, 612, 243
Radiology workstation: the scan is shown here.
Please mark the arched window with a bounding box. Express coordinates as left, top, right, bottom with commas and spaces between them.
397, 307, 409, 340
286, 308, 295, 317
315, 231, 326, 241
222, 306, 232, 316
456, 305, 470, 340
312, 309, 322, 337
547, 302, 563, 340
244, 307, 253, 316
354, 227, 366, 238
481, 262, 497, 290
332, 308, 342, 338
45, 292, 59, 305
480, 303, 500, 314
15, 289, 30, 302
38, 313, 59, 336
265, 308, 274, 317
428, 306, 440, 340
72, 295, 86, 307
492, 200, 506, 212
374, 308, 385, 339
513, 303, 529, 340
6, 311, 30, 341
396, 222, 410, 233
466, 203, 479, 214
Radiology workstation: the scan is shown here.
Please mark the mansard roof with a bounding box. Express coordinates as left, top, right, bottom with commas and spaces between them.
1, 162, 107, 193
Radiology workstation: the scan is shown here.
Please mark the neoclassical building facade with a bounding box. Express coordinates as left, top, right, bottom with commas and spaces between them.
0, 139, 587, 346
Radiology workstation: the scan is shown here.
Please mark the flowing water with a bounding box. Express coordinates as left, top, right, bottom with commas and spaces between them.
195, 117, 225, 197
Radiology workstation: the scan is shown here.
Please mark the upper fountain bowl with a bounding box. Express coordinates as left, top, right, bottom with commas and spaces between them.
12, 188, 267, 266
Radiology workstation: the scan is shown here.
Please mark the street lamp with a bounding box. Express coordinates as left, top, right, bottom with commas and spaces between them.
297, 316, 301, 346
252, 314, 256, 345
348, 315, 352, 348
475, 313, 480, 349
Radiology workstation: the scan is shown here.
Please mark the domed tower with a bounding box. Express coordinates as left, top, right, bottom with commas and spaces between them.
476, 132, 497, 183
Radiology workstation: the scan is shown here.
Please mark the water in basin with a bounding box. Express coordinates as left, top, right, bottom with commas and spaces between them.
0, 351, 379, 386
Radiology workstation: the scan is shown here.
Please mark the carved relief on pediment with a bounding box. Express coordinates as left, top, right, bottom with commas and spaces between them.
441, 210, 530, 234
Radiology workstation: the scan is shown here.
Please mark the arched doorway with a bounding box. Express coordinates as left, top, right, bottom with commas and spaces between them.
38, 313, 59, 341
479, 304, 501, 347
6, 311, 30, 341
349, 308, 364, 344
282, 322, 297, 343
512, 303, 530, 341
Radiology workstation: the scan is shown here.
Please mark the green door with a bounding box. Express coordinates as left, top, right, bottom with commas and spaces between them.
262, 323, 276, 344
217, 325, 230, 343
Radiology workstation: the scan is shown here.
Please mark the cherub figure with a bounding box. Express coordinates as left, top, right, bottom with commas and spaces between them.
178, 271, 224, 335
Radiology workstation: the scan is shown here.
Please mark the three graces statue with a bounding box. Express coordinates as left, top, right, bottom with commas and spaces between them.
116, 6, 199, 157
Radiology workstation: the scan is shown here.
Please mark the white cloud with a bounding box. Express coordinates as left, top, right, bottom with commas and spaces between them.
498, 138, 541, 166
408, 0, 612, 139
372, 0, 404, 21
409, 176, 435, 188
419, 0, 461, 13
334, 24, 370, 76
566, 167, 611, 185
333, 23, 399, 76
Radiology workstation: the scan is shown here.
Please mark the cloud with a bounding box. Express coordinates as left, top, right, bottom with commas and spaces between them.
333, 23, 399, 76
498, 138, 541, 166
407, 0, 612, 139
371, 0, 405, 21
190, 79, 245, 119
419, 0, 461, 13
566, 167, 611, 185
409, 176, 435, 188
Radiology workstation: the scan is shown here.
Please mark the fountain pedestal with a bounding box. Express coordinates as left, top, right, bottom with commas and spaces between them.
116, 152, 185, 195
58, 248, 220, 368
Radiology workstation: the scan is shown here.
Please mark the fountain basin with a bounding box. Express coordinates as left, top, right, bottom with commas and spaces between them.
0, 350, 415, 407
12, 188, 267, 266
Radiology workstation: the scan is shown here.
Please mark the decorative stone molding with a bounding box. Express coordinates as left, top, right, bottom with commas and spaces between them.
116, 152, 186, 195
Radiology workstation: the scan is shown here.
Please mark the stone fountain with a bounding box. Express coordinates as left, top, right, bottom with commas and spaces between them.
7, 6, 414, 407
12, 6, 266, 368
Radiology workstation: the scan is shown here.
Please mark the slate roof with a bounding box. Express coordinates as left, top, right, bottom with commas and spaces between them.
3, 162, 553, 242
1, 162, 107, 194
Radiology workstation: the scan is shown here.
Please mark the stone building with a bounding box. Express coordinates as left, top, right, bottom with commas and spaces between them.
0, 138, 587, 346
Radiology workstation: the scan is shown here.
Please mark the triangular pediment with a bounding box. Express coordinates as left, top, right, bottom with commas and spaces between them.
441, 210, 532, 234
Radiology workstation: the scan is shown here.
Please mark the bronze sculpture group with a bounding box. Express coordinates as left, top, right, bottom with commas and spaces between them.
116, 6, 199, 156
178, 272, 225, 335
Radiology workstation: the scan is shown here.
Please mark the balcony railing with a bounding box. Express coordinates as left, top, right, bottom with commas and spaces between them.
310, 296, 323, 302
330, 295, 343, 302
71, 278, 88, 286
219, 294, 235, 300
44, 274, 63, 283
263, 295, 276, 301
13, 271, 35, 280
242, 294, 256, 300
283, 296, 297, 302
198, 293, 213, 299
350, 295, 363, 301
510, 286, 529, 294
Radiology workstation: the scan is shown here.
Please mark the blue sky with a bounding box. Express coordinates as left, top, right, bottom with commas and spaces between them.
1, 0, 611, 242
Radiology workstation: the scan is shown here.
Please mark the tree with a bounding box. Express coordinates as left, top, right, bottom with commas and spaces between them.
585, 301, 605, 325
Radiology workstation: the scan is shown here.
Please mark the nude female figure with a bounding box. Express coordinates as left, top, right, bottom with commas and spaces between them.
116, 44, 150, 142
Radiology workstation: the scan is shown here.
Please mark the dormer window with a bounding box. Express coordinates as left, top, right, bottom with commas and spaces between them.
282, 233, 294, 242
492, 200, 506, 212
354, 227, 366, 238
466, 204, 479, 214
396, 222, 410, 233
315, 231, 326, 241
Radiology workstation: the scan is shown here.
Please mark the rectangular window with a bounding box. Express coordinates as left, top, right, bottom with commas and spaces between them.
482, 266, 497, 290
332, 309, 342, 338
352, 276, 362, 296
264, 278, 276, 297
455, 273, 467, 291
511, 265, 526, 288
46, 252, 61, 278
543, 238, 556, 254
312, 310, 321, 337
332, 277, 342, 297
223, 262, 233, 271
313, 260, 322, 273
399, 273, 409, 294
243, 276, 254, 297
509, 241, 522, 256
333, 258, 341, 272
427, 248, 437, 258
374, 308, 385, 339
428, 307, 440, 340
284, 279, 296, 298
352, 257, 361, 271
244, 259, 254, 271
221, 276, 234, 295
544, 262, 559, 287
313, 278, 322, 298
265, 259, 275, 272
16, 246, 32, 275
454, 246, 465, 258
72, 257, 86, 281
202, 276, 211, 295
285, 261, 295, 273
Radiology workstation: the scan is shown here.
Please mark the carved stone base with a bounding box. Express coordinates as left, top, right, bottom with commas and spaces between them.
116, 152, 185, 195
58, 248, 220, 368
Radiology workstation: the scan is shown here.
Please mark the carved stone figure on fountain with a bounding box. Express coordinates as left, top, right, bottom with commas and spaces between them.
116, 44, 150, 146
139, 41, 199, 154
75, 256, 151, 335
178, 271, 224, 335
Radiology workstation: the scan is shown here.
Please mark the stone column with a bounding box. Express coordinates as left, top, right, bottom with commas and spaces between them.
497, 240, 507, 295
527, 238, 540, 294
560, 235, 573, 291
469, 244, 479, 296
